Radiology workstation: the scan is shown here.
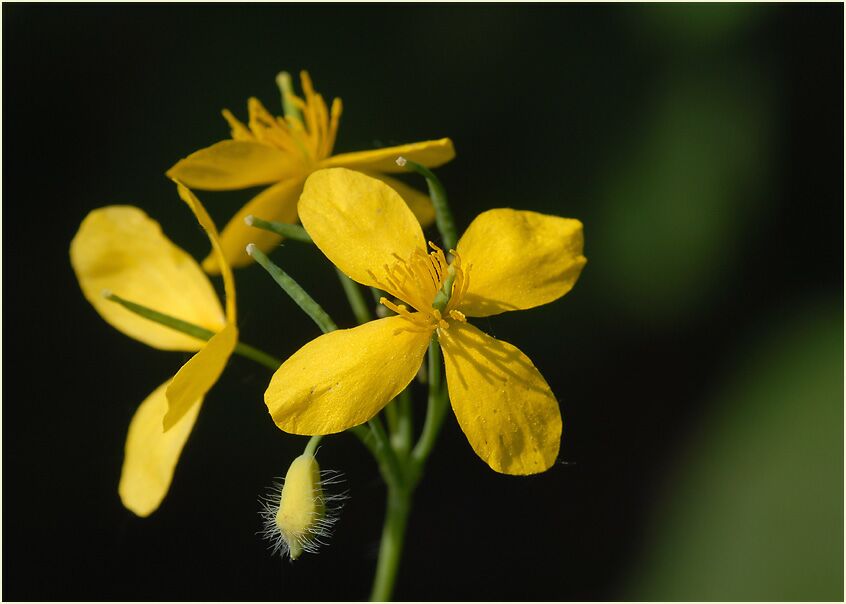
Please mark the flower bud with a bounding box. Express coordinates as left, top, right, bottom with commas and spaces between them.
260, 452, 344, 560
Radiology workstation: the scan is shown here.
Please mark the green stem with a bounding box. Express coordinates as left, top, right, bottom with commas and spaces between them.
304, 435, 322, 457
233, 341, 283, 372
370, 486, 412, 602
104, 292, 281, 371
245, 215, 313, 243
395, 388, 413, 457
402, 159, 457, 250
368, 416, 404, 488
412, 336, 448, 471
248, 245, 337, 333
350, 424, 379, 458
336, 268, 372, 324
384, 402, 400, 439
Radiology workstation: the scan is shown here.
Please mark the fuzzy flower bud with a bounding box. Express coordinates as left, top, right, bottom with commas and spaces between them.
260, 452, 344, 560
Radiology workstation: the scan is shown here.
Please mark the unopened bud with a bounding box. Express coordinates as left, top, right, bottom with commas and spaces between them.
260, 452, 345, 560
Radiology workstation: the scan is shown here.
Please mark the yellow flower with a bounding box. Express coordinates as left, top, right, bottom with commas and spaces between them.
166, 71, 456, 274
264, 169, 587, 475
70, 183, 237, 516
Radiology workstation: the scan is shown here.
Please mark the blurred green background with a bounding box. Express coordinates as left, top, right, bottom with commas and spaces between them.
4, 4, 843, 600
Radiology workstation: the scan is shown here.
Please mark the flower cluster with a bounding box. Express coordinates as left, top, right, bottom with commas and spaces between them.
69, 71, 585, 593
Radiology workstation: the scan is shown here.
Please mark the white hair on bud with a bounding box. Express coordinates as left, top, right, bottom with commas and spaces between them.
258, 469, 348, 560
395, 156, 407, 167
244, 215, 255, 226
246, 243, 256, 256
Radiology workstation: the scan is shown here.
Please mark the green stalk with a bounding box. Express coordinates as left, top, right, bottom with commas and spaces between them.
103, 292, 280, 371
394, 388, 413, 457
412, 336, 449, 470
304, 435, 322, 457
384, 400, 400, 438
232, 341, 284, 372
370, 486, 412, 602
245, 216, 313, 243
402, 159, 457, 250
248, 245, 337, 333
335, 268, 372, 324
369, 340, 447, 601
368, 415, 404, 488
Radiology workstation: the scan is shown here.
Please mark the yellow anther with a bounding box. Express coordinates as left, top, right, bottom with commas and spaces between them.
449, 310, 466, 322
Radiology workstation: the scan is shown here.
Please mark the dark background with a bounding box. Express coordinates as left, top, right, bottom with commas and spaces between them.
4, 4, 843, 601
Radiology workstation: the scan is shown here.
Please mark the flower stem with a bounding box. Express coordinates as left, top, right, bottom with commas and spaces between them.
370, 485, 412, 602
233, 341, 283, 372
304, 435, 322, 457
335, 268, 372, 324
394, 388, 413, 457
368, 339, 447, 601
412, 336, 448, 470
248, 245, 338, 333
103, 292, 281, 370
402, 159, 457, 250
368, 416, 404, 488
245, 215, 313, 243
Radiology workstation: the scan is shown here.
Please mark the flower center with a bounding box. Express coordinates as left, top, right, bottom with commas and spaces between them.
375, 241, 470, 333
225, 72, 342, 169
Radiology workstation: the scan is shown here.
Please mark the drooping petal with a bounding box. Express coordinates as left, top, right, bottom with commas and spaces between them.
167, 140, 301, 190
70, 206, 225, 350
118, 380, 203, 517
456, 209, 587, 317
200, 178, 303, 275
320, 138, 455, 174
298, 168, 426, 298
265, 316, 431, 435
367, 173, 436, 227
175, 183, 236, 322
439, 321, 562, 475
164, 323, 238, 431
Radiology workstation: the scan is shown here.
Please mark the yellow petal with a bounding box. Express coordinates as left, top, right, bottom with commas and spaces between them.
174, 183, 236, 322
439, 321, 561, 475
366, 173, 436, 227
70, 206, 225, 350
164, 323, 238, 431
167, 140, 300, 190
298, 168, 426, 298
201, 178, 303, 275
456, 209, 587, 317
265, 316, 431, 435
118, 380, 203, 517
320, 138, 455, 174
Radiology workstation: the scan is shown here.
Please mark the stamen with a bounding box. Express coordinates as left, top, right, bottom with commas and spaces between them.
393, 324, 435, 336
326, 98, 343, 156
379, 297, 430, 327
449, 310, 466, 322
222, 109, 253, 141
432, 309, 449, 330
